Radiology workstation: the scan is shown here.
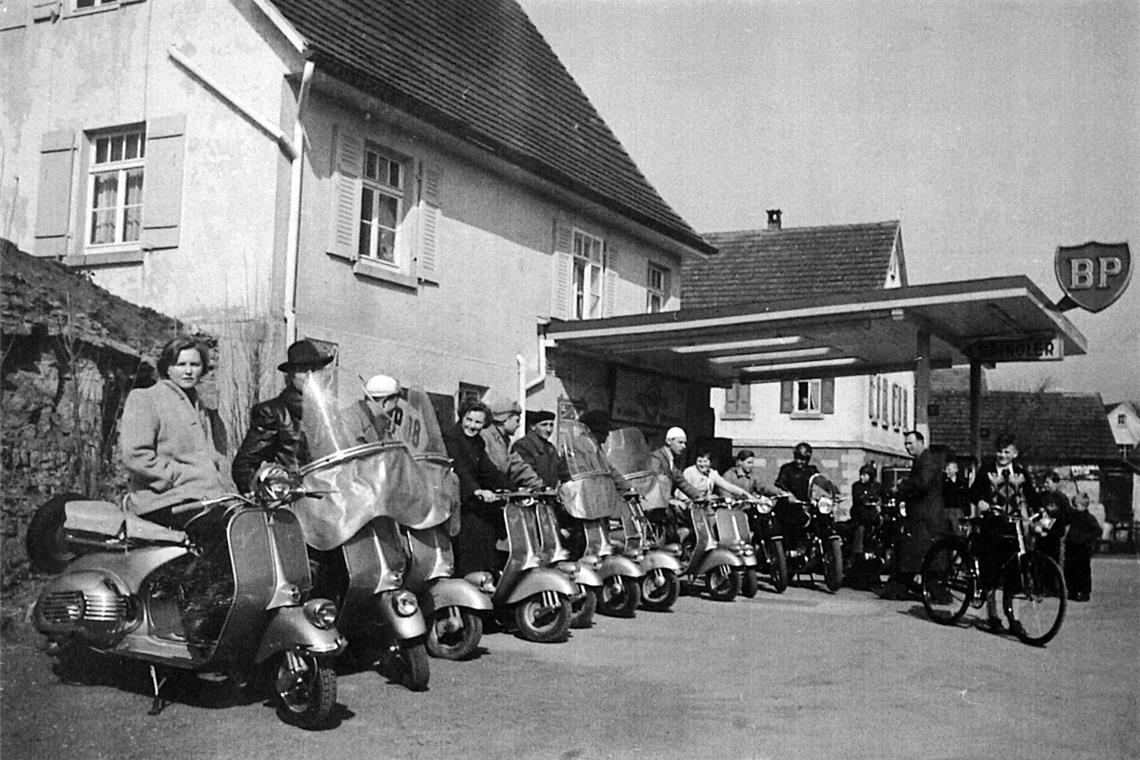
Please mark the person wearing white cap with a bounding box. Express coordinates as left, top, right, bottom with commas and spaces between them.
648, 426, 704, 502
346, 373, 402, 444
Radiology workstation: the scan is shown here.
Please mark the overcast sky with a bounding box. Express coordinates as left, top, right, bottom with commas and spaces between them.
519, 0, 1139, 403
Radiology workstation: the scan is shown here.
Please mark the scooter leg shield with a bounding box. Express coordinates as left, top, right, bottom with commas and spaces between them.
374, 591, 429, 640
696, 548, 745, 576
423, 578, 493, 617
504, 567, 579, 606
254, 607, 346, 664
600, 554, 645, 579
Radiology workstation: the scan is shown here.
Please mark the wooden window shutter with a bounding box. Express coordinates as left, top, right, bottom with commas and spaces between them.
779, 381, 793, 414
550, 220, 572, 320
416, 163, 442, 281
902, 387, 909, 429
821, 377, 835, 414
602, 241, 618, 317
327, 125, 361, 260
141, 114, 186, 251
34, 129, 77, 257
868, 376, 877, 420
724, 381, 739, 416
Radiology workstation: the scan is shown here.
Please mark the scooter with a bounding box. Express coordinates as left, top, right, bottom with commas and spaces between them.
292, 370, 435, 691
774, 473, 845, 592
676, 497, 746, 601
552, 420, 643, 619
32, 464, 346, 729
709, 497, 760, 598
463, 491, 580, 643
394, 388, 493, 660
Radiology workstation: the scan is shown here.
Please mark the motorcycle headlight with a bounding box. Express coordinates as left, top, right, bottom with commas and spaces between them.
816, 497, 834, 515
392, 590, 419, 617
303, 599, 338, 630
756, 498, 773, 515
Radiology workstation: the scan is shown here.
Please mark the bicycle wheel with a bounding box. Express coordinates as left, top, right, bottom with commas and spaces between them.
1003, 552, 1065, 647
920, 539, 972, 624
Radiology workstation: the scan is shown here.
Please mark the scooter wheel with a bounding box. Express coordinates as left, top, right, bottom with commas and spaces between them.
514, 593, 571, 643
426, 607, 483, 660
273, 650, 337, 729
741, 567, 759, 599
705, 566, 740, 602
597, 575, 641, 618
381, 638, 430, 692
640, 568, 680, 612
569, 585, 597, 629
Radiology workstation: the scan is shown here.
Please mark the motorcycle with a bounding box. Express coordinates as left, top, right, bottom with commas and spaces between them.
551, 419, 644, 619
291, 368, 436, 691
393, 388, 493, 660
32, 465, 346, 728
774, 473, 845, 592
740, 494, 789, 593
843, 494, 903, 589
602, 426, 684, 611
463, 490, 581, 642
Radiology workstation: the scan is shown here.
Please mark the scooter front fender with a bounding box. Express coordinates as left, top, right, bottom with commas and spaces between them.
421, 577, 493, 617
374, 590, 429, 640
696, 548, 744, 576
600, 554, 645, 580
254, 606, 346, 664
638, 549, 682, 574
504, 567, 578, 605
574, 563, 603, 589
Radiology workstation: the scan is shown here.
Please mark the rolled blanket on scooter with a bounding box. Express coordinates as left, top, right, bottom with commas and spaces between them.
294, 442, 435, 550
559, 473, 625, 520
621, 470, 672, 513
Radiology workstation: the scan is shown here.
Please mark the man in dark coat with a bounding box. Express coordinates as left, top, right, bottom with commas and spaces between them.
881, 430, 947, 600
232, 340, 333, 491
510, 410, 563, 489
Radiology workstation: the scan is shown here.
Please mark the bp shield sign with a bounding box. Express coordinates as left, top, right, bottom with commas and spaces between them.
1055, 241, 1132, 313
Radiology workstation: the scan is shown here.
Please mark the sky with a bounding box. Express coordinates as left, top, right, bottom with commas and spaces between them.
518, 0, 1139, 403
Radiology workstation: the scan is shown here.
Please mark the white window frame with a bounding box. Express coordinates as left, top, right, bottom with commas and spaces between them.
571, 229, 605, 320
647, 262, 668, 313
794, 378, 822, 415
84, 125, 145, 251
74, 0, 118, 11
357, 144, 408, 268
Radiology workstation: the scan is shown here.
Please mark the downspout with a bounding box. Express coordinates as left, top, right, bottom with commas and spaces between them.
516, 321, 551, 425
284, 59, 315, 344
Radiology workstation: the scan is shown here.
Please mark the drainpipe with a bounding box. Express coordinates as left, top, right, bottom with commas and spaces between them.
284, 60, 315, 344
516, 322, 551, 426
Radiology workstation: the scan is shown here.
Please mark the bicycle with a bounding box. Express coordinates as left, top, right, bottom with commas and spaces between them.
920, 511, 1066, 646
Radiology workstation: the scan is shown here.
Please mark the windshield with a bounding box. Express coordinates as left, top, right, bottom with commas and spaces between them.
604, 426, 671, 512
390, 388, 457, 529
291, 367, 436, 548
554, 419, 623, 519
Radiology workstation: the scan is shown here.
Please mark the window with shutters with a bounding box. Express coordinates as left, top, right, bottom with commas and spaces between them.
85, 126, 145, 250
723, 380, 752, 419
358, 144, 406, 266
75, 0, 117, 10
795, 379, 821, 415
572, 229, 605, 320
647, 262, 668, 313
782, 377, 834, 418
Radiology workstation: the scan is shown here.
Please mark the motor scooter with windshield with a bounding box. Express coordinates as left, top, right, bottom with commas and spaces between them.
391, 388, 492, 659
291, 367, 436, 690
32, 465, 346, 728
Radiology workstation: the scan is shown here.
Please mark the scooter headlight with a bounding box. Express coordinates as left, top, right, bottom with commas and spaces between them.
303, 599, 339, 630
392, 590, 419, 617
739, 543, 755, 557
816, 496, 834, 515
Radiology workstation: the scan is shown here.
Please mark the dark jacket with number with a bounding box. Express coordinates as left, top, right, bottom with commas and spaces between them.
231, 387, 309, 492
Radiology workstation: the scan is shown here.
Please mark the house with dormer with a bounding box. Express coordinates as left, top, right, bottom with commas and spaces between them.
682, 211, 915, 490
1, 0, 714, 433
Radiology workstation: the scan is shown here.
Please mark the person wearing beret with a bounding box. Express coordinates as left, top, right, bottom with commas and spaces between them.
510, 410, 564, 489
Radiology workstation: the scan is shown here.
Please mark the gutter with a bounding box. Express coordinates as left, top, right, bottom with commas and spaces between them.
283, 60, 315, 344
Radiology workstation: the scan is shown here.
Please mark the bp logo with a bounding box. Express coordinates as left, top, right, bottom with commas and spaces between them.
1055, 241, 1132, 313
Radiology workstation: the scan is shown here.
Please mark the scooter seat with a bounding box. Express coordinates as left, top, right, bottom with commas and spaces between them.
64, 501, 188, 545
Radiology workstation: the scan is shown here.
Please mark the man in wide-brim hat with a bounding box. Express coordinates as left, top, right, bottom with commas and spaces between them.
232, 340, 333, 490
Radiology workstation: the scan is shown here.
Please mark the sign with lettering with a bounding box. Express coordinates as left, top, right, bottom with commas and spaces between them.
1055, 241, 1132, 313
969, 336, 1064, 363
612, 368, 687, 427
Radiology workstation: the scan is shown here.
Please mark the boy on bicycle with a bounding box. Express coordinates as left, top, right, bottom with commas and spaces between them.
969, 433, 1034, 634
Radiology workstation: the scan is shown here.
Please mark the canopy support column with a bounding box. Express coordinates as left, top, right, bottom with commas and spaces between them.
913, 328, 931, 440
969, 359, 983, 463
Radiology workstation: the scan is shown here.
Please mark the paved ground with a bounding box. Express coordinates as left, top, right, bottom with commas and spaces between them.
2, 556, 1137, 760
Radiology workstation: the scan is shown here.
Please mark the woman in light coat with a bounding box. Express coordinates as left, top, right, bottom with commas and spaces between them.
120, 336, 234, 527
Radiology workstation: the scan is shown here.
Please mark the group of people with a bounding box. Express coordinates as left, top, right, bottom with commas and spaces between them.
117, 336, 1103, 642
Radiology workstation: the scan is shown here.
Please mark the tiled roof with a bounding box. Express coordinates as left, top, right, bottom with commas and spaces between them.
1, 240, 183, 359
268, 0, 711, 254
682, 220, 901, 309
929, 390, 1121, 465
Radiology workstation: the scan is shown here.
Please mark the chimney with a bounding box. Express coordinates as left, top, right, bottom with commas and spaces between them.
766, 208, 782, 230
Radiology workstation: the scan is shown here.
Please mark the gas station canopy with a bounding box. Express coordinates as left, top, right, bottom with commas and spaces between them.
546, 276, 1087, 385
